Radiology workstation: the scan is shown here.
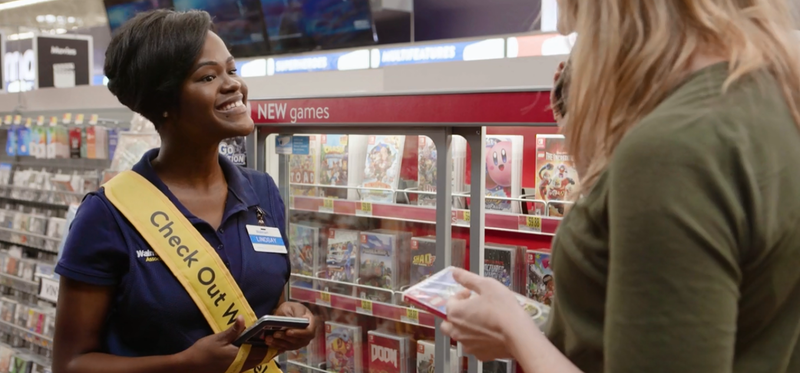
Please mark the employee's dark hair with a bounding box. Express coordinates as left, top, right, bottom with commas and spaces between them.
104, 9, 213, 128
552, 59, 571, 118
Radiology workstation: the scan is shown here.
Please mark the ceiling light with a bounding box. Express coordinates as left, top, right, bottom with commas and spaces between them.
35, 15, 44, 22
56, 16, 64, 23
67, 16, 75, 23
45, 14, 55, 23
8, 32, 35, 40
55, 28, 66, 34
0, 0, 57, 12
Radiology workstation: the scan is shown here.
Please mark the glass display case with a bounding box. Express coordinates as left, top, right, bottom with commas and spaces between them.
248, 90, 564, 373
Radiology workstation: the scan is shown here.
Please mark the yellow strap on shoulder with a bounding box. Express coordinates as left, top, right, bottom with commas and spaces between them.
104, 171, 281, 373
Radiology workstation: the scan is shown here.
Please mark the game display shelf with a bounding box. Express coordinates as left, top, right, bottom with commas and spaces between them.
250, 89, 570, 373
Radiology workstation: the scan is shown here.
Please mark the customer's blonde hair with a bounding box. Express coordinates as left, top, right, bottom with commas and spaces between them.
560, 0, 800, 191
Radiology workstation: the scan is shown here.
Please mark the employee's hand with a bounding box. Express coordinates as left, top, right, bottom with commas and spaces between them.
441, 268, 535, 362
178, 315, 269, 373
268, 302, 316, 352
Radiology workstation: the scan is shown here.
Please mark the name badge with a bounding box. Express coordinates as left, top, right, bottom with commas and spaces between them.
246, 225, 288, 254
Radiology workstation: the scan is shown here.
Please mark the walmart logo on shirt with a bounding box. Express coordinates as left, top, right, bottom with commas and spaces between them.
136, 250, 161, 262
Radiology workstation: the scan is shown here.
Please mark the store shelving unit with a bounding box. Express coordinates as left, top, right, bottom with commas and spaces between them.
251, 89, 560, 373
0, 114, 125, 371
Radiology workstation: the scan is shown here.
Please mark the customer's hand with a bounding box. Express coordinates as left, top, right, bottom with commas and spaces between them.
267, 302, 316, 352
178, 315, 270, 373
441, 268, 535, 362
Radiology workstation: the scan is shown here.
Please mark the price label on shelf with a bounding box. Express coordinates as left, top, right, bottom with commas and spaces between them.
319, 198, 334, 213
401, 308, 420, 325
316, 291, 332, 307
356, 299, 373, 315
519, 216, 543, 233
453, 210, 471, 226
356, 202, 373, 217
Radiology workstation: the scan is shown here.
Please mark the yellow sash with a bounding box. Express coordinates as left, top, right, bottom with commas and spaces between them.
104, 171, 282, 373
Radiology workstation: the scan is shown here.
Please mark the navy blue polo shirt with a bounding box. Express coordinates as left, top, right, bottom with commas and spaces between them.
55, 149, 290, 357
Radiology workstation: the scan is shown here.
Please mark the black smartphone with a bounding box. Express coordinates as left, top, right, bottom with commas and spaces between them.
232, 315, 310, 347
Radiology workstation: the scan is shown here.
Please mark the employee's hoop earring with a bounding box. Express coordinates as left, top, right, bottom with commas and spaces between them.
163, 112, 168, 118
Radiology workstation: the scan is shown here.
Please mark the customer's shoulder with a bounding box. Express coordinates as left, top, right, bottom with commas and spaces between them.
621, 66, 794, 162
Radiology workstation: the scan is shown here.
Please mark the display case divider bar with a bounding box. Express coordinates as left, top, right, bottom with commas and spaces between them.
246, 130, 258, 172
455, 126, 487, 373
430, 127, 453, 373
256, 129, 269, 173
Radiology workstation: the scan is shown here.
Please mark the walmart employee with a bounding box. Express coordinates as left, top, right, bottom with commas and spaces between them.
52, 10, 315, 373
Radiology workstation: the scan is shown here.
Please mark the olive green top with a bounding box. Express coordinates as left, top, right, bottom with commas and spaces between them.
546, 63, 800, 373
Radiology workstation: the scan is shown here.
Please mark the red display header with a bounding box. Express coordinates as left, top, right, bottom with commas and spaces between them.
250, 91, 555, 125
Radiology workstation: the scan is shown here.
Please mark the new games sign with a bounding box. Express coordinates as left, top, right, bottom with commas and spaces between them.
250, 91, 555, 125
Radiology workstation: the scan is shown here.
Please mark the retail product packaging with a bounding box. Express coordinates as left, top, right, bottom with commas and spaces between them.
402, 266, 549, 327
289, 223, 320, 288
44, 217, 67, 253
219, 136, 247, 166
15, 126, 31, 157
26, 215, 47, 249
318, 134, 367, 200
29, 126, 46, 159
0, 298, 17, 323
526, 250, 554, 307
0, 163, 11, 185
324, 228, 360, 295
416, 340, 435, 373
325, 322, 363, 373
410, 236, 467, 286
10, 354, 33, 373
86, 126, 109, 159
286, 346, 308, 373
534, 134, 579, 217
358, 230, 412, 302
0, 346, 12, 373
484, 243, 526, 294
289, 135, 320, 197
361, 135, 406, 203
109, 132, 161, 171
368, 331, 412, 373
68, 128, 81, 158
482, 360, 515, 373
484, 135, 523, 213
80, 127, 88, 159
417, 135, 467, 207
5, 126, 17, 156
107, 128, 119, 160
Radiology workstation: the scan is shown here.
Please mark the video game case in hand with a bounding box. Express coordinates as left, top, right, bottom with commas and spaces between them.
402, 266, 547, 325
325, 322, 363, 373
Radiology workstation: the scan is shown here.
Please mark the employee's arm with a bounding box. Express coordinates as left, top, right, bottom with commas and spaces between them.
53, 277, 267, 373
52, 277, 185, 373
